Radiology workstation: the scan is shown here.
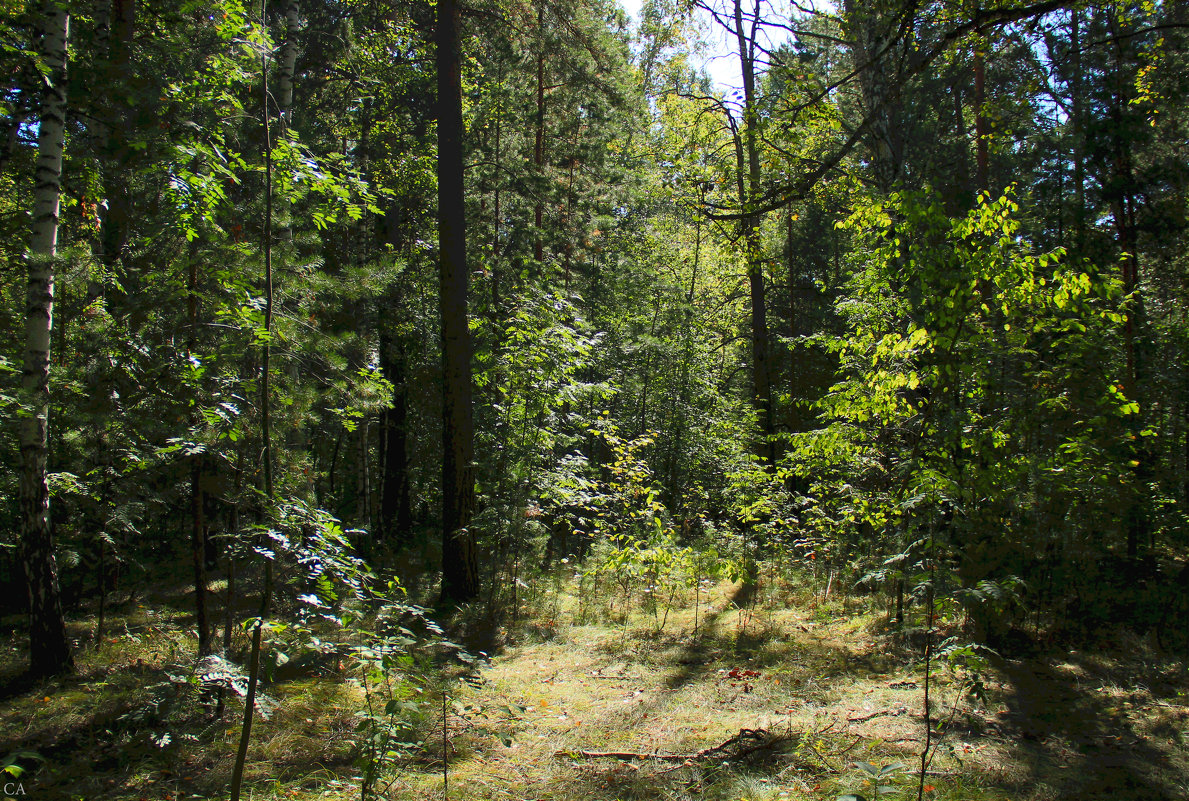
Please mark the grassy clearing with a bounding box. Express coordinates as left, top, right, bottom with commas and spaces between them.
2, 569, 1188, 800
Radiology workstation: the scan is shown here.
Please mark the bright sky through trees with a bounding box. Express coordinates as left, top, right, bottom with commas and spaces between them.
621, 0, 748, 90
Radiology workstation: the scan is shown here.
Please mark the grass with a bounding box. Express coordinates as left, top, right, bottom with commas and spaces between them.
2, 566, 1188, 801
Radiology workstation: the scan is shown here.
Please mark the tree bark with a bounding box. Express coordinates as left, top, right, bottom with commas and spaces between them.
20, 0, 73, 679
733, 0, 775, 468
186, 235, 211, 656
230, 11, 278, 796
845, 0, 900, 193
973, 42, 989, 190
438, 0, 480, 603
786, 210, 802, 436
1070, 9, 1086, 252
277, 0, 299, 121
1106, 11, 1145, 559
491, 60, 503, 313
98, 0, 135, 272
533, 7, 547, 268
379, 330, 413, 543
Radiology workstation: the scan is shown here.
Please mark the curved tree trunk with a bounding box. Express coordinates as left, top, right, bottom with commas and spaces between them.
20, 0, 73, 679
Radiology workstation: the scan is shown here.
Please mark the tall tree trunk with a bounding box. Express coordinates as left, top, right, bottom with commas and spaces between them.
786, 210, 803, 436
1070, 9, 1086, 252
275, 0, 299, 244
277, 0, 299, 122
356, 420, 371, 529
638, 299, 661, 434
379, 331, 413, 543
733, 0, 774, 468
1107, 13, 1145, 559
98, 0, 135, 274
951, 79, 972, 207
187, 237, 211, 656
845, 0, 900, 193
491, 60, 503, 313
533, 10, 546, 269
438, 0, 479, 604
20, 0, 73, 679
230, 10, 277, 795
973, 43, 989, 189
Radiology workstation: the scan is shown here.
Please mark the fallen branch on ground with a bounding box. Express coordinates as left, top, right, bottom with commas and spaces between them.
847, 707, 907, 723
556, 727, 773, 764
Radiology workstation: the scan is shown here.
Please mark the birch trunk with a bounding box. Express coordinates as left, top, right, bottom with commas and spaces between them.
20, 0, 73, 678
277, 0, 299, 120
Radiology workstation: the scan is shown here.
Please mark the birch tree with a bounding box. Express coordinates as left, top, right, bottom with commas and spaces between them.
20, 0, 73, 678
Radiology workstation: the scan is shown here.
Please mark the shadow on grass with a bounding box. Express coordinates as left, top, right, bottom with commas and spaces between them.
661, 581, 893, 694
1, 659, 361, 800
553, 735, 804, 801
0, 658, 193, 801
981, 654, 1185, 801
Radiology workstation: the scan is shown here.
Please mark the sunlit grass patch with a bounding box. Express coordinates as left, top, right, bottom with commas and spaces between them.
3, 563, 1188, 800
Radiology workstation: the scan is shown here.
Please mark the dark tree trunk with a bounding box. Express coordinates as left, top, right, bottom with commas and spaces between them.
951, 80, 972, 206
437, 0, 479, 604
973, 45, 989, 189
1070, 9, 1086, 252
786, 211, 803, 436
1105, 9, 1145, 560
533, 4, 546, 267
733, 0, 774, 468
191, 462, 211, 655
379, 330, 413, 544
99, 0, 135, 272
187, 238, 210, 655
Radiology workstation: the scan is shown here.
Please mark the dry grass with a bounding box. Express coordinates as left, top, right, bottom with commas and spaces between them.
2, 571, 1188, 801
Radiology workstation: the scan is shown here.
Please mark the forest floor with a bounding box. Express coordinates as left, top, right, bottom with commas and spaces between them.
1, 571, 1188, 801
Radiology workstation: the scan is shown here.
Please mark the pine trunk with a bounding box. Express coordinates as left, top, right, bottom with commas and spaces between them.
379, 331, 413, 543
438, 0, 479, 603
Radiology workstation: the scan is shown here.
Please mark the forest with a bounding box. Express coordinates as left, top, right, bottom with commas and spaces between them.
1, 0, 1188, 799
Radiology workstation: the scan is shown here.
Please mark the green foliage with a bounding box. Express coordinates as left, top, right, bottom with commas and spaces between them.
352, 587, 439, 801
839, 761, 907, 801
791, 187, 1135, 631
572, 425, 740, 627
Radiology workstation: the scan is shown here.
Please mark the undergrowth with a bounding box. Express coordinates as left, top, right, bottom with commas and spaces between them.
2, 561, 1188, 801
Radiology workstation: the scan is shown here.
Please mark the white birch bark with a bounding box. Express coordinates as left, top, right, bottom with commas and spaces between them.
20, 0, 72, 677
277, 0, 300, 121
